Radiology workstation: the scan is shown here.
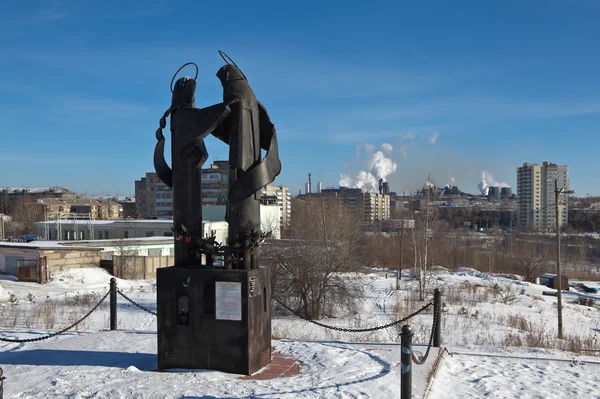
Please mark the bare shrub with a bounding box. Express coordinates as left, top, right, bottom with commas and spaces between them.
503, 332, 523, 347
265, 197, 367, 319
577, 296, 596, 306
26, 299, 57, 329
523, 322, 551, 348
507, 315, 530, 332
490, 279, 518, 305
64, 291, 103, 307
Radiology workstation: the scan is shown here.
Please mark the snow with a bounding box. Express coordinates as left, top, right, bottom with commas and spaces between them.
0, 267, 598, 398
0, 331, 442, 398
428, 348, 600, 398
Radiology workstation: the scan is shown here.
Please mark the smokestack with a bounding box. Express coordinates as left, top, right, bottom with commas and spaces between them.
379, 178, 383, 194
383, 182, 389, 195
304, 182, 309, 195
317, 182, 323, 193
308, 173, 312, 194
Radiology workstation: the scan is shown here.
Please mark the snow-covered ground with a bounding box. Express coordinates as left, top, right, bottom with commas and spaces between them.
428, 347, 600, 398
0, 267, 598, 398
0, 330, 442, 398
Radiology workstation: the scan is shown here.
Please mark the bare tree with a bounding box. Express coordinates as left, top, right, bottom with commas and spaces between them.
263, 197, 367, 319
511, 234, 550, 282
3, 197, 45, 236
111, 237, 142, 279
411, 190, 441, 300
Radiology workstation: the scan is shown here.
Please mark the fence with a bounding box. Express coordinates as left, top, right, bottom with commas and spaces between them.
0, 280, 443, 399
110, 255, 175, 280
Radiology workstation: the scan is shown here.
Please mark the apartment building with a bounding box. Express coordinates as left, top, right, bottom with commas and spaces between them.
201, 160, 229, 205
261, 185, 291, 229
134, 172, 173, 218
517, 162, 569, 231
38, 198, 123, 221
363, 191, 391, 223
306, 187, 391, 224
135, 162, 289, 224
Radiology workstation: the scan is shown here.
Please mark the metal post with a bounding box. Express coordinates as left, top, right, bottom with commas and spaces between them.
0, 367, 6, 399
433, 288, 442, 347
400, 325, 413, 399
110, 277, 117, 331
553, 179, 575, 340
555, 181, 563, 339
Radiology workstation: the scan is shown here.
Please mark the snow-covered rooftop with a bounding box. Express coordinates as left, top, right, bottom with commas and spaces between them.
0, 236, 174, 250
0, 241, 102, 250
0, 186, 72, 194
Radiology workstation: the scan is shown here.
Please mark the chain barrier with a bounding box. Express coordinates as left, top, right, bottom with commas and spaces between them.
0, 291, 110, 343
411, 297, 437, 365
274, 298, 433, 333
116, 288, 157, 316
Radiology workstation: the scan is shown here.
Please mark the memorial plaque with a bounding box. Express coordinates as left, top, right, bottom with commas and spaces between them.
215, 281, 242, 321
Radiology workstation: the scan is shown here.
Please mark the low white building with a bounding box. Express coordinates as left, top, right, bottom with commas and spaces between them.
33, 204, 281, 243
34, 219, 229, 242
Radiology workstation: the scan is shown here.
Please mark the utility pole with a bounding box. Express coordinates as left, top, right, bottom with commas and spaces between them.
555, 179, 575, 339
397, 224, 404, 289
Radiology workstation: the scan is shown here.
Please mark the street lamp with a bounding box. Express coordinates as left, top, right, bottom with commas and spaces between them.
555, 180, 575, 339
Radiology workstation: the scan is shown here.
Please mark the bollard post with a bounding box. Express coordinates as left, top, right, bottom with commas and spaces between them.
110, 277, 117, 331
400, 325, 413, 399
433, 288, 442, 347
0, 367, 6, 399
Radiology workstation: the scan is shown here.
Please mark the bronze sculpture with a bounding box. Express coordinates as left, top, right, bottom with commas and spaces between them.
153, 51, 281, 270
155, 51, 279, 375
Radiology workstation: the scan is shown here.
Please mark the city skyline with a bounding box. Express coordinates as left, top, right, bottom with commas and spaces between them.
2, 1, 600, 196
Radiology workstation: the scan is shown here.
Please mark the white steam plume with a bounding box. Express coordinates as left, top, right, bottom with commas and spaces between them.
339, 143, 398, 193
478, 170, 511, 195
446, 170, 456, 188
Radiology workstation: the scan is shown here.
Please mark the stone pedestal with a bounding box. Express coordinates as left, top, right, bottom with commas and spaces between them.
156, 266, 271, 375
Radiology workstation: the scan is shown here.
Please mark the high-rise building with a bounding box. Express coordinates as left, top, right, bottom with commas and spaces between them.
201, 161, 229, 205
307, 187, 390, 224
135, 162, 287, 221
261, 185, 291, 229
517, 162, 569, 231
134, 172, 173, 218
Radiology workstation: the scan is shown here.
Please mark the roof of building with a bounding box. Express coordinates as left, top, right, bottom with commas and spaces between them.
94, 195, 135, 203
37, 197, 122, 207
0, 187, 73, 195
0, 241, 102, 251
0, 236, 175, 250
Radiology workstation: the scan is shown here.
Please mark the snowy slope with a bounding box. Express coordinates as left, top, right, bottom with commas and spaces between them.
0, 331, 442, 398
0, 267, 598, 398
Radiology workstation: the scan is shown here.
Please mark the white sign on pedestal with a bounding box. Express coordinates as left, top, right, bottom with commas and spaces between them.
215, 281, 242, 321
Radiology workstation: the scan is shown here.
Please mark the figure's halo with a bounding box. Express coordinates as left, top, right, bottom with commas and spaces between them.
170, 62, 199, 93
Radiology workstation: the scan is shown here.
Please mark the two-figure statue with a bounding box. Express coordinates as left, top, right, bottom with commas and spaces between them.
153, 51, 281, 270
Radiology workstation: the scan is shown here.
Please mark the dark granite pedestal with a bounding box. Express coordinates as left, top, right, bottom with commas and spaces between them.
156, 266, 271, 375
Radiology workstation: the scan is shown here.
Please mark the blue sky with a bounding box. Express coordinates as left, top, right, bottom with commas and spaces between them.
1, 0, 600, 197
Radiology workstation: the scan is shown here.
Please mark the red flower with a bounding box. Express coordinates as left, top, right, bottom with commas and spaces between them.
185, 236, 191, 243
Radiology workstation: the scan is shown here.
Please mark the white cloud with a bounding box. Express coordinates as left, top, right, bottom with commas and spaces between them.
428, 132, 439, 144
